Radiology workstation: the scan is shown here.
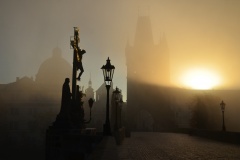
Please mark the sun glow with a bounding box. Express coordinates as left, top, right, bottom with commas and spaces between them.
181, 69, 221, 90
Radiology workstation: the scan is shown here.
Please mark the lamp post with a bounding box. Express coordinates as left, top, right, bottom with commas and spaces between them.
119, 98, 123, 128
85, 98, 94, 124
220, 100, 226, 131
101, 57, 115, 136
113, 87, 121, 130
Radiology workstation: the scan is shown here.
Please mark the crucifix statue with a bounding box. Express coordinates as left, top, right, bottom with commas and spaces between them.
70, 27, 86, 101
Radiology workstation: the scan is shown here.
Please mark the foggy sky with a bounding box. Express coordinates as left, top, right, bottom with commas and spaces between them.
1, 0, 240, 100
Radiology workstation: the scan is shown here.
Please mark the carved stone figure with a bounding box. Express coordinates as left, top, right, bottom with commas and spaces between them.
60, 78, 72, 115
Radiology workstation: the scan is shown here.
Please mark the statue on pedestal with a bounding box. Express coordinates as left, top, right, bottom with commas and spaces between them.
46, 27, 97, 160
53, 27, 87, 129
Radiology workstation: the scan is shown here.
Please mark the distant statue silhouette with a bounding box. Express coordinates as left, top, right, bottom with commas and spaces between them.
70, 85, 85, 128
60, 78, 72, 115
76, 85, 85, 110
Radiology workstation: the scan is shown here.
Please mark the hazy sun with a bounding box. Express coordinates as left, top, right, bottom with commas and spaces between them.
181, 69, 221, 90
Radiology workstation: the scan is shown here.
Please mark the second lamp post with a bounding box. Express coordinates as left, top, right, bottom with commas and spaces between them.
101, 57, 115, 136
113, 87, 121, 130
220, 100, 226, 131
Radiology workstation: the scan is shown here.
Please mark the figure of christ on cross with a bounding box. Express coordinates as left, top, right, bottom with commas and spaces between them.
76, 48, 86, 81
70, 27, 86, 81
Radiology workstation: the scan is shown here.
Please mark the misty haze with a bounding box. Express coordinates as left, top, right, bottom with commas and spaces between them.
1, 0, 240, 160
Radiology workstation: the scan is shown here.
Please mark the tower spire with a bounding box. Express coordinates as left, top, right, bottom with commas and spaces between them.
134, 16, 154, 47
88, 72, 92, 88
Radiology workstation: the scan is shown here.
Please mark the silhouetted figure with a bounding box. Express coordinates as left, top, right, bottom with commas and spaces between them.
60, 78, 72, 115
53, 78, 72, 128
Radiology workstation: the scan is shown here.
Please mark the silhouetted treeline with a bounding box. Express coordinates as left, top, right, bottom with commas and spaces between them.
189, 93, 221, 130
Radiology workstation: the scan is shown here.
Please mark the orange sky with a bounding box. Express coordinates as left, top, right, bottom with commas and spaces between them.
1, 0, 240, 100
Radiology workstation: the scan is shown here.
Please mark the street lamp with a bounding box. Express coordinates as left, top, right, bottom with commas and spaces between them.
220, 100, 226, 131
101, 57, 115, 136
113, 87, 121, 130
119, 98, 123, 128
85, 98, 94, 124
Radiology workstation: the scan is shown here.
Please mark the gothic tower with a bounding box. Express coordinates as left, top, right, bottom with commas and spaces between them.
125, 16, 171, 131
126, 16, 170, 87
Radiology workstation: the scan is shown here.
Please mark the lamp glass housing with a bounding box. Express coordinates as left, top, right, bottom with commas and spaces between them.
101, 57, 115, 86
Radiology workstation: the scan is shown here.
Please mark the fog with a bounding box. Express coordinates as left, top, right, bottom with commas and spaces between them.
1, 0, 240, 99
2, 1, 240, 158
